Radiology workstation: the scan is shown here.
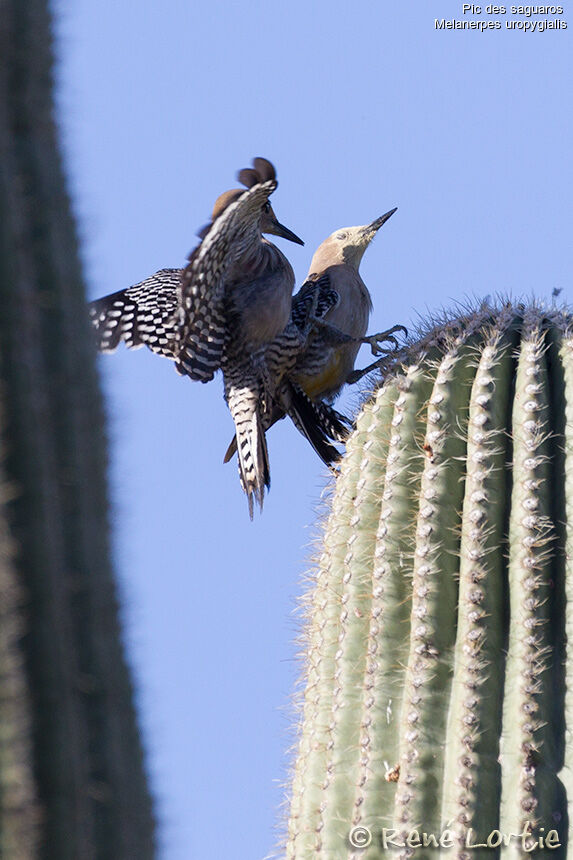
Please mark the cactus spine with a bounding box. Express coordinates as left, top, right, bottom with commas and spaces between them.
287, 305, 572, 859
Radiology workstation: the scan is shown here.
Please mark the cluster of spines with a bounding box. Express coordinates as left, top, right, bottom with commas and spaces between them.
440, 311, 517, 855
498, 311, 560, 848
391, 320, 485, 853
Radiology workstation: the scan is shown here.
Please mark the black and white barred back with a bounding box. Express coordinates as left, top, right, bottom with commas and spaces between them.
89, 159, 280, 385
176, 177, 278, 383
257, 274, 339, 399
89, 268, 181, 358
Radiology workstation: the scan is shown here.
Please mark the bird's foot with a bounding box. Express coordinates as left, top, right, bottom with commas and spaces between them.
347, 331, 408, 385
361, 324, 408, 356
347, 362, 382, 385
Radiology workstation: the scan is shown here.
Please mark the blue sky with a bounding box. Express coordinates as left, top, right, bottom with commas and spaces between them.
52, 2, 571, 857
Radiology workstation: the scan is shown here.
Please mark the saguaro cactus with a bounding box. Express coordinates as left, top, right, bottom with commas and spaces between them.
287, 304, 572, 859
0, 3, 154, 857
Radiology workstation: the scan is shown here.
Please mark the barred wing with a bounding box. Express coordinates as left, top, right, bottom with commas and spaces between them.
291, 273, 340, 331
176, 179, 277, 382
89, 268, 181, 358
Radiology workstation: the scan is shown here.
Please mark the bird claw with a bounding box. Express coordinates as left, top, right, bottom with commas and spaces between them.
363, 334, 398, 355
346, 368, 366, 385
361, 324, 408, 356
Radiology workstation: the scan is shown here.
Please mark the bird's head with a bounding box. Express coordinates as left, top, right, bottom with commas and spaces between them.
195, 189, 245, 240
310, 208, 397, 272
196, 157, 304, 246
238, 157, 303, 246
258, 199, 304, 245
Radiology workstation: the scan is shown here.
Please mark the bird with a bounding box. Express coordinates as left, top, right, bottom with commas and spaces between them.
89, 180, 404, 513
223, 208, 405, 467
89, 159, 302, 375
288, 208, 403, 398
89, 262, 352, 469
175, 158, 303, 383
89, 157, 305, 516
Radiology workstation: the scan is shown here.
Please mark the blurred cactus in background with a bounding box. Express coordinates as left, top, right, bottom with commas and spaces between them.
0, 3, 154, 857
286, 303, 572, 859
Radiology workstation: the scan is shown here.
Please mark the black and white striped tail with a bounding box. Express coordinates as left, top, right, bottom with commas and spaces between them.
284, 382, 351, 467
289, 383, 352, 442
225, 378, 270, 518
223, 382, 352, 469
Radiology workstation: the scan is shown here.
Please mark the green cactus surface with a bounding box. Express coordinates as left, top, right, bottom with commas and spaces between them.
287, 304, 573, 859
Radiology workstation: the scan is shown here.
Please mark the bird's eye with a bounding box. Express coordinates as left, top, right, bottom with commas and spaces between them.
262, 201, 271, 213
336, 232, 347, 241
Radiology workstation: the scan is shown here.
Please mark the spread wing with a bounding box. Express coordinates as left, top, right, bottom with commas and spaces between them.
89, 268, 182, 358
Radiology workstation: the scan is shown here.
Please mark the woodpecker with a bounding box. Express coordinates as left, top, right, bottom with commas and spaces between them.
89, 158, 304, 516
89, 159, 302, 375
175, 158, 303, 383
224, 209, 405, 467
289, 208, 403, 400
176, 159, 308, 515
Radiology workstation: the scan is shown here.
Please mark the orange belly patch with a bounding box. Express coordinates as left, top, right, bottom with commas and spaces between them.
298, 354, 344, 399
